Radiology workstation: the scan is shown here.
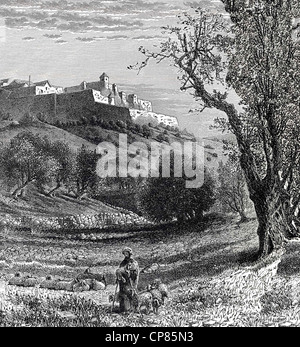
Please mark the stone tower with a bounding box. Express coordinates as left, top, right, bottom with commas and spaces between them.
100, 73, 109, 90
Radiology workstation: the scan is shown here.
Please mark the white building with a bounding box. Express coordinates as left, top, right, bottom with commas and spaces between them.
34, 81, 64, 95
130, 109, 179, 128
92, 89, 109, 104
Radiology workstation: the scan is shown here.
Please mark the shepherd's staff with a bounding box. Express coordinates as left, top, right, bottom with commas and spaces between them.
111, 280, 119, 313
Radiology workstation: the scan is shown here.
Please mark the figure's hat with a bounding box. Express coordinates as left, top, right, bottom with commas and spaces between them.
122, 247, 133, 255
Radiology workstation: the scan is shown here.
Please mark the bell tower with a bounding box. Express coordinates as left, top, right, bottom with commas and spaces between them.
100, 72, 109, 90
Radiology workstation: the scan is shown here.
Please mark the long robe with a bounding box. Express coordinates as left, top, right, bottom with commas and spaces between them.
116, 256, 139, 312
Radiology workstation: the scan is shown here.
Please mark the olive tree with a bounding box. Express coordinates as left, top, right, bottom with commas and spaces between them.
134, 0, 300, 257
0, 132, 59, 198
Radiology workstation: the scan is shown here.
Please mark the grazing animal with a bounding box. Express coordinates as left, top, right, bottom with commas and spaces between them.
140, 263, 160, 274
150, 279, 169, 304
40, 278, 58, 290
8, 272, 41, 287
55, 279, 78, 292
132, 290, 153, 315
73, 279, 90, 292
23, 277, 41, 288
91, 279, 106, 291
8, 272, 25, 286
77, 268, 107, 288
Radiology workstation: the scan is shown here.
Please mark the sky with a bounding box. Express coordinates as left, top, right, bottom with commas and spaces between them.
0, 0, 229, 138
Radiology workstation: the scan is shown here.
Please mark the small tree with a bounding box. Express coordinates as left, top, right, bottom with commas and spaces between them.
68, 145, 98, 200
139, 167, 215, 223
218, 159, 251, 222
142, 124, 153, 138
45, 141, 76, 196
0, 132, 59, 198
91, 115, 98, 126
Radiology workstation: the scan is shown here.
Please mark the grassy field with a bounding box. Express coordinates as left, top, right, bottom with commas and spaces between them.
0, 185, 124, 217
1, 213, 300, 327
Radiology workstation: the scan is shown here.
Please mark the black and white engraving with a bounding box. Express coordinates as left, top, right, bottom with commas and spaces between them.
0, 0, 299, 329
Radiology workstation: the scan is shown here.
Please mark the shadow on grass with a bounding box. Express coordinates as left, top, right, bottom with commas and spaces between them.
277, 243, 300, 276
137, 245, 260, 289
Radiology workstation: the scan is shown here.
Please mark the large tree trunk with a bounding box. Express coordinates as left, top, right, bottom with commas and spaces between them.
252, 188, 288, 258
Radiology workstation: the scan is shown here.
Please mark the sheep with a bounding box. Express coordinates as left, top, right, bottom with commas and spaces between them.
140, 263, 160, 274
148, 289, 163, 314
91, 279, 106, 291
146, 280, 169, 314
23, 277, 41, 288
8, 272, 25, 286
40, 275, 59, 290
80, 278, 105, 291
55, 279, 78, 292
77, 268, 107, 289
73, 279, 90, 292
108, 288, 153, 314
8, 272, 40, 287
150, 279, 169, 305
133, 291, 153, 314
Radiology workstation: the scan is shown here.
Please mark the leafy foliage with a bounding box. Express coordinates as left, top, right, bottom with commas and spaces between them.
68, 145, 99, 199
138, 169, 216, 223
217, 143, 252, 222
134, 1, 300, 256
0, 132, 59, 197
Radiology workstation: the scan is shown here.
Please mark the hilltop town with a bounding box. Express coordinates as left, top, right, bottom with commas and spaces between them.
0, 73, 179, 128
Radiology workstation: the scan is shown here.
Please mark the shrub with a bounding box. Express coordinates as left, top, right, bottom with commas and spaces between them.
156, 133, 169, 143
138, 168, 216, 223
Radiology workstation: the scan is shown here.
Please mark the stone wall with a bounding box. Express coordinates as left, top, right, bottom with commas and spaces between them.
0, 89, 131, 123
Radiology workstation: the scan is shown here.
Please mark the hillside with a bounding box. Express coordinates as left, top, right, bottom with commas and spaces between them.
0, 186, 122, 217
0, 121, 96, 151
0, 119, 228, 216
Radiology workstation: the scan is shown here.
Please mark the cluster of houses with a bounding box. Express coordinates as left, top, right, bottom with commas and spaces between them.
0, 73, 179, 128
0, 78, 63, 96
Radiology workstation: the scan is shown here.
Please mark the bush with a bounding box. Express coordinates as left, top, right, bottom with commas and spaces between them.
116, 120, 126, 129
91, 115, 98, 125
142, 124, 153, 138
156, 133, 169, 143
138, 168, 216, 223
81, 117, 88, 125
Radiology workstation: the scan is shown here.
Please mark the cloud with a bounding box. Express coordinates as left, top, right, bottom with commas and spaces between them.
0, 4, 144, 33
22, 36, 35, 41
107, 34, 129, 40
75, 37, 97, 43
43, 33, 62, 39
55, 39, 68, 44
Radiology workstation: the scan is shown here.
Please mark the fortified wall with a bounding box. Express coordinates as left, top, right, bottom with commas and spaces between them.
0, 73, 178, 127
0, 89, 131, 123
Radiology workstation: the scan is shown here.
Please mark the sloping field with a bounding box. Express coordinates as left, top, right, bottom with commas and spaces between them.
0, 121, 96, 151
1, 215, 300, 327
0, 186, 120, 217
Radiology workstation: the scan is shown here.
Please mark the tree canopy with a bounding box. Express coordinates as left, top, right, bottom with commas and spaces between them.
134, 0, 300, 257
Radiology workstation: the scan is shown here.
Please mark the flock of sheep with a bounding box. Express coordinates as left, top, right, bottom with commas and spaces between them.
110, 279, 169, 315
8, 271, 169, 315
8, 269, 107, 293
